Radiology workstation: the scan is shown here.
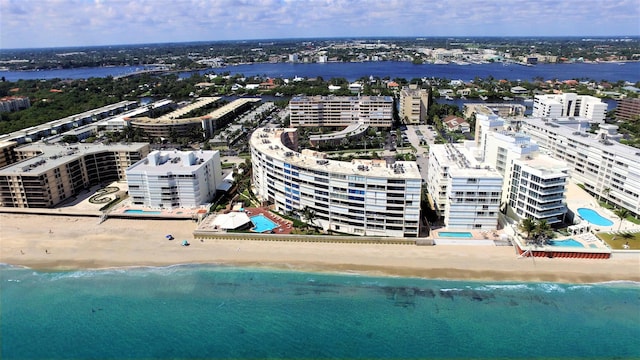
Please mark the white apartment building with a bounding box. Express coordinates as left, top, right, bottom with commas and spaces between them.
521, 117, 640, 217
250, 128, 422, 237
532, 94, 607, 123
427, 143, 502, 230
477, 115, 569, 225
288, 95, 393, 128
399, 87, 429, 124
126, 150, 223, 209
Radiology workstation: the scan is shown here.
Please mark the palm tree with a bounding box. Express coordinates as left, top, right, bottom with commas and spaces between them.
535, 219, 552, 245
614, 208, 629, 233
518, 218, 537, 244
301, 206, 317, 230
601, 187, 610, 203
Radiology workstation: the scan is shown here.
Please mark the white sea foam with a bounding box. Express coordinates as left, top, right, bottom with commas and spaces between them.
439, 288, 463, 292
474, 284, 532, 292
536, 283, 566, 293
591, 280, 640, 288
567, 285, 593, 291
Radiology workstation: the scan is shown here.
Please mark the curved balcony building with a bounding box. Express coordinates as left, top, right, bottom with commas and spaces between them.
250, 127, 422, 237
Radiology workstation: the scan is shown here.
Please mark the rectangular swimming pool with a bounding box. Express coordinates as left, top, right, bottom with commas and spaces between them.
549, 239, 584, 248
438, 231, 473, 238
124, 209, 162, 215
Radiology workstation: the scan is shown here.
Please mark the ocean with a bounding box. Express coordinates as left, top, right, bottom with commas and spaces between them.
2, 61, 639, 83
2, 264, 639, 359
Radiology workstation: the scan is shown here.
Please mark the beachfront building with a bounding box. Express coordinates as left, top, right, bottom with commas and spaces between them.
477, 115, 570, 225
399, 87, 429, 124
427, 143, 502, 230
532, 94, 607, 123
0, 96, 31, 112
0, 141, 18, 169
288, 95, 393, 128
521, 117, 640, 217
0, 143, 149, 208
125, 150, 223, 209
250, 128, 421, 237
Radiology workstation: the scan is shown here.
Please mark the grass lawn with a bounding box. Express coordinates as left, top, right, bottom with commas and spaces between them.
597, 232, 640, 250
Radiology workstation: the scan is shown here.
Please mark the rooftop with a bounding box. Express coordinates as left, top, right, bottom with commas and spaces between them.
524, 117, 640, 161
127, 150, 219, 174
0, 142, 148, 176
251, 128, 421, 179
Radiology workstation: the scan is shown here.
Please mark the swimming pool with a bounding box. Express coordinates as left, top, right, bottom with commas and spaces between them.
124, 209, 162, 215
438, 231, 473, 238
251, 214, 278, 233
577, 208, 614, 226
548, 239, 584, 248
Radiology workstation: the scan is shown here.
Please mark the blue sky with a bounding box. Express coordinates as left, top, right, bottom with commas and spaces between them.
1, 0, 639, 49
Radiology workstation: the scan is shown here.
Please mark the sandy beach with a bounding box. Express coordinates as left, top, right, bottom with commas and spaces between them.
1, 213, 639, 284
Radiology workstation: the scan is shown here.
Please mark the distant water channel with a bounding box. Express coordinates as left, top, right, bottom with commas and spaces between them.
2, 61, 639, 83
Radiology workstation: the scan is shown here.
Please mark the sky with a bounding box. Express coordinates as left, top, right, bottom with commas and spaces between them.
1, 0, 639, 49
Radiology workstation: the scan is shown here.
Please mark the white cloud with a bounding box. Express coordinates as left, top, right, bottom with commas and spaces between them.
0, 0, 638, 48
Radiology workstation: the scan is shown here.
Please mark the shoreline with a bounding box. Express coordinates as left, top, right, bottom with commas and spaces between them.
1, 213, 639, 284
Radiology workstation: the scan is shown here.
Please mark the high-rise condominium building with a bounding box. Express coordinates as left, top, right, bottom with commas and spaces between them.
532, 94, 607, 123
427, 143, 502, 230
521, 117, 640, 217
399, 87, 429, 124
126, 150, 223, 209
0, 143, 149, 208
250, 128, 421, 237
615, 98, 640, 122
288, 96, 393, 128
476, 114, 569, 225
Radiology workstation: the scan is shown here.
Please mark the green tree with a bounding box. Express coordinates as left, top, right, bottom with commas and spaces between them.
301, 206, 317, 230
518, 218, 537, 243
614, 208, 630, 233
535, 219, 552, 245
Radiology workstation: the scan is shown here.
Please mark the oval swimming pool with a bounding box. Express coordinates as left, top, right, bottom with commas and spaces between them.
577, 208, 614, 227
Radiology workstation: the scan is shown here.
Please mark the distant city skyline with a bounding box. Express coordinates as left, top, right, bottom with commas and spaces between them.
1, 0, 639, 49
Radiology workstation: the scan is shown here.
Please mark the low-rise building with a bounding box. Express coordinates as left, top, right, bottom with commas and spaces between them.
128, 98, 259, 138
443, 115, 470, 133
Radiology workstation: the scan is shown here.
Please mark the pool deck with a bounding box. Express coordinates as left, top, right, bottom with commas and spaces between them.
197, 207, 293, 235
110, 202, 205, 220
512, 231, 613, 259
565, 180, 640, 233
432, 229, 510, 246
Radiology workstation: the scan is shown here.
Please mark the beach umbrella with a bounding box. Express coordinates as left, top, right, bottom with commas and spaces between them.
182, 240, 190, 246
166, 234, 173, 239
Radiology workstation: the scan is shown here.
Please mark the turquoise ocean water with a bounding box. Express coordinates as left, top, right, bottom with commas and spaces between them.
2, 263, 639, 359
